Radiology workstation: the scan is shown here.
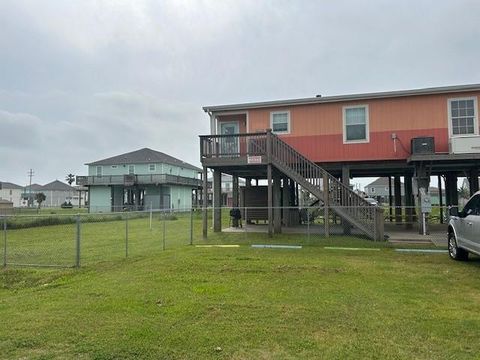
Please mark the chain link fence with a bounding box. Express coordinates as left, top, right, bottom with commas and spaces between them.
1, 205, 449, 268
1, 209, 196, 268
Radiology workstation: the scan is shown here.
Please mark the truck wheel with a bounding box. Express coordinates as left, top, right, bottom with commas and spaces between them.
448, 232, 468, 261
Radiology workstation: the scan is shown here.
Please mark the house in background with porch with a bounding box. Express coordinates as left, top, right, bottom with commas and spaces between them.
365, 177, 405, 204
78, 148, 202, 212
365, 177, 445, 206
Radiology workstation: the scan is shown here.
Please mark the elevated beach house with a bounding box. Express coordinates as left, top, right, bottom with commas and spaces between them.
200, 84, 480, 238
78, 148, 202, 212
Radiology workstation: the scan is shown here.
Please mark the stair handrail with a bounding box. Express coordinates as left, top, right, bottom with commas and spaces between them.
269, 132, 373, 208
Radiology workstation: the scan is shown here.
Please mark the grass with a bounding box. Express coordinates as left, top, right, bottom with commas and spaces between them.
2, 211, 480, 358
1, 241, 480, 359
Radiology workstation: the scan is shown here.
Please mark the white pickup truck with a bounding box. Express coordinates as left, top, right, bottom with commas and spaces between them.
448, 191, 480, 261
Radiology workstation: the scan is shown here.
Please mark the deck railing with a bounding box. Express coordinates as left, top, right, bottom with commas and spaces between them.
200, 132, 269, 159
77, 174, 202, 187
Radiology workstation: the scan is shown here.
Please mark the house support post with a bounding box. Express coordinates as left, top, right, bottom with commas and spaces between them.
438, 175, 444, 224
445, 173, 458, 207
323, 172, 330, 238
342, 165, 351, 235
414, 163, 430, 235
388, 176, 393, 222
404, 174, 414, 229
469, 168, 479, 196
267, 164, 273, 237
289, 180, 296, 207
282, 177, 290, 227
394, 176, 402, 224
267, 129, 273, 237
273, 173, 282, 234
232, 175, 239, 208
213, 169, 222, 232
202, 166, 208, 238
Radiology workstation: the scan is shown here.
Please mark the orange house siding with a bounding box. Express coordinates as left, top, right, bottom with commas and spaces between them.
246, 92, 480, 163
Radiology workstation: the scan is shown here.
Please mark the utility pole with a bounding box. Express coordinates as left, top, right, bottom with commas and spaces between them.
27, 169, 34, 207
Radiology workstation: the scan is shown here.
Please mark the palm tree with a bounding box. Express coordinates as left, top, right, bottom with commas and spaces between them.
34, 192, 46, 210
65, 173, 75, 185
458, 185, 470, 200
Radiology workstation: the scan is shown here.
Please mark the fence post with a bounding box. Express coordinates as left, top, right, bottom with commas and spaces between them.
125, 212, 129, 258
162, 211, 166, 251
3, 216, 7, 268
190, 208, 193, 245
75, 214, 81, 268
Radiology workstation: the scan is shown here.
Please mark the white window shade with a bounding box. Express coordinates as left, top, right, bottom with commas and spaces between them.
270, 111, 290, 133
343, 105, 369, 143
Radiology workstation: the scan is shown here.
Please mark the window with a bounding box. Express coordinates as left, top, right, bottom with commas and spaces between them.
343, 105, 369, 143
270, 111, 290, 134
462, 195, 480, 216
128, 165, 135, 175
96, 166, 102, 177
371, 187, 375, 193
149, 164, 156, 172
111, 165, 117, 169
448, 98, 478, 136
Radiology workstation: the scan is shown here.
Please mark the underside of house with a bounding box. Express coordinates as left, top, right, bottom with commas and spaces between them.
80, 175, 201, 212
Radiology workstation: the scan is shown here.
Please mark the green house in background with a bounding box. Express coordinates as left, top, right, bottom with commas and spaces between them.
78, 148, 202, 212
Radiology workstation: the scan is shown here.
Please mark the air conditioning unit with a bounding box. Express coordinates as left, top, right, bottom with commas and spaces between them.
411, 137, 435, 154
449, 135, 480, 154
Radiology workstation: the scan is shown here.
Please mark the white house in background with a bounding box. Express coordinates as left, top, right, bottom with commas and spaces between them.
207, 174, 246, 207
364, 177, 404, 201
0, 181, 23, 207
41, 180, 78, 207
21, 180, 79, 207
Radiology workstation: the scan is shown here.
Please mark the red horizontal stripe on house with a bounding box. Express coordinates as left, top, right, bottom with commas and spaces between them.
281, 128, 448, 163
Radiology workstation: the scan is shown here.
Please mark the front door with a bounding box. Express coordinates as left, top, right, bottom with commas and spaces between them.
219, 122, 239, 156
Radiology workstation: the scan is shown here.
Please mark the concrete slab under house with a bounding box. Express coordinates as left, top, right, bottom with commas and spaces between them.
77, 148, 202, 213
199, 84, 480, 240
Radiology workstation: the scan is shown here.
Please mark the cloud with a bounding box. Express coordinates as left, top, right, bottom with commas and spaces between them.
0, 0, 479, 186
0, 110, 44, 148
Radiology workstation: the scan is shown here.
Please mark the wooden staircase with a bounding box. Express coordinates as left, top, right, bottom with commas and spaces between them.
200, 130, 384, 240
269, 132, 384, 240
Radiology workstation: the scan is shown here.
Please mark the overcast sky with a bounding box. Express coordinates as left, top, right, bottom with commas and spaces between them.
1, 0, 479, 187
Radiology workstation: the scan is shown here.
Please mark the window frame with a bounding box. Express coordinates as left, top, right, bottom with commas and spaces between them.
447, 97, 479, 138
270, 111, 291, 134
96, 166, 102, 177
128, 165, 135, 175
149, 164, 156, 172
462, 194, 480, 216
343, 105, 370, 144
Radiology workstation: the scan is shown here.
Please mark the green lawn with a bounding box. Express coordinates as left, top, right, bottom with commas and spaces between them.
1, 224, 480, 358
